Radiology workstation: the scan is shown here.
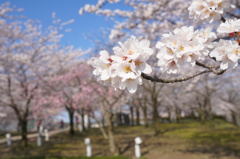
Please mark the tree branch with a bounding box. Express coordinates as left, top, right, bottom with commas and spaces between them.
196, 61, 226, 75
141, 60, 227, 83
141, 70, 212, 83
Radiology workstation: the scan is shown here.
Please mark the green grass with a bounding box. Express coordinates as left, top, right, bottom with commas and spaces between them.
7, 157, 130, 159
1, 119, 240, 159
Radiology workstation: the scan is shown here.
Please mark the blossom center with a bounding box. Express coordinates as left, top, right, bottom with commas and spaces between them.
105, 64, 111, 69
199, 5, 204, 10
234, 49, 239, 54
124, 66, 131, 73
122, 56, 127, 61
218, 2, 222, 8
179, 46, 185, 51
210, 12, 215, 17
135, 60, 142, 66
170, 61, 176, 67
167, 48, 173, 54
128, 50, 134, 55
209, 2, 215, 7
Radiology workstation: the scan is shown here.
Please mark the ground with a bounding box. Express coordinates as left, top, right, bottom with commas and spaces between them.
0, 119, 240, 159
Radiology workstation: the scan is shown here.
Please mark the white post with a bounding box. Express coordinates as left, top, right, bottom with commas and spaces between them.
6, 133, 11, 146
37, 132, 42, 146
84, 114, 89, 129
134, 137, 142, 158
44, 129, 49, 141
84, 138, 92, 157
78, 124, 83, 133
39, 125, 43, 135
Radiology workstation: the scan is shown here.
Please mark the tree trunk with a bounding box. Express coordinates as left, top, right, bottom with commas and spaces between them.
206, 98, 212, 120
106, 111, 119, 156
151, 82, 160, 135
142, 106, 149, 128
130, 106, 134, 126
67, 108, 75, 135
20, 119, 28, 146
176, 108, 181, 123
89, 113, 108, 139
98, 123, 108, 139
136, 107, 140, 126
80, 109, 86, 131
153, 103, 160, 135
231, 110, 237, 125
199, 105, 206, 122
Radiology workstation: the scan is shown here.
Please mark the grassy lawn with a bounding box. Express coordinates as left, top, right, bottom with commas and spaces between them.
6, 157, 130, 159
0, 119, 240, 159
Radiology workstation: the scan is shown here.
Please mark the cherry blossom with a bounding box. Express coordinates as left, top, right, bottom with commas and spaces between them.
156, 26, 216, 74
210, 40, 240, 70
188, 0, 231, 23
217, 18, 240, 34
92, 36, 153, 93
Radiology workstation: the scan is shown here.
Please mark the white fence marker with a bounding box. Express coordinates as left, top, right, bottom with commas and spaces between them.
37, 132, 42, 146
6, 133, 11, 146
84, 138, 92, 157
44, 129, 49, 141
39, 125, 43, 135
84, 115, 89, 129
134, 137, 142, 158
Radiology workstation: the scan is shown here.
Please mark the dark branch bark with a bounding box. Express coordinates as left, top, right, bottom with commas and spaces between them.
195, 61, 226, 75
141, 70, 211, 83
141, 62, 226, 83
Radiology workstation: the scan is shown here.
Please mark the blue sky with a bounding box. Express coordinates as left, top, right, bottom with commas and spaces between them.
6, 0, 127, 51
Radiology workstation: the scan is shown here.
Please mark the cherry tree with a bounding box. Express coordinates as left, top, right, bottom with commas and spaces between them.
87, 77, 127, 155
43, 61, 92, 135
0, 2, 83, 146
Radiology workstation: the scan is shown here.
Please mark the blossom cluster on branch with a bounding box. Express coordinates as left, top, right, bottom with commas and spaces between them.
188, 0, 231, 23
92, 36, 153, 93
91, 0, 240, 93
156, 26, 216, 74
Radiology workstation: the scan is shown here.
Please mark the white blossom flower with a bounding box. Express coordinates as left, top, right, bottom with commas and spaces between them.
210, 40, 240, 69
119, 76, 143, 94
217, 19, 240, 34
117, 61, 137, 79
92, 51, 113, 81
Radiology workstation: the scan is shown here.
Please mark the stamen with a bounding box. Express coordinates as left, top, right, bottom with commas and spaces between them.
124, 66, 131, 73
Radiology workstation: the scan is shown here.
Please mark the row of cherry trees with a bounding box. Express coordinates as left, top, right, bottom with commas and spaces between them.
0, 2, 91, 146
0, 2, 128, 148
